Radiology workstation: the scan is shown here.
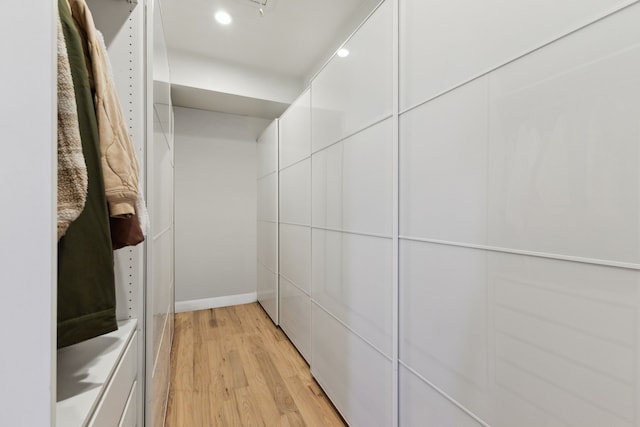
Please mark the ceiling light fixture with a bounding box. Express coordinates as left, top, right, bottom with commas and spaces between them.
337, 48, 350, 58
215, 11, 232, 25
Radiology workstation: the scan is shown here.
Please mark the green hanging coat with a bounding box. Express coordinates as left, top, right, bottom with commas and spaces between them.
57, 0, 117, 348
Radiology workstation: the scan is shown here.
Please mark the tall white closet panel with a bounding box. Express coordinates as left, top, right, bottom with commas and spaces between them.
1, 3, 55, 426
257, 120, 279, 323
278, 90, 312, 362
309, 1, 394, 425
399, 0, 637, 111
399, 2, 640, 426
147, 0, 175, 425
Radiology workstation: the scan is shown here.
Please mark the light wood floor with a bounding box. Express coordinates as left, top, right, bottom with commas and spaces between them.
165, 303, 346, 427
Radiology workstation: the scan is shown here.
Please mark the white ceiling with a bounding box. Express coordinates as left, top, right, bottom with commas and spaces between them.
161, 0, 380, 78
160, 0, 380, 118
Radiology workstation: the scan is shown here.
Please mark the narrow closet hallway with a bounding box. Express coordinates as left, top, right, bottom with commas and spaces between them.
5, 0, 640, 426
165, 304, 344, 427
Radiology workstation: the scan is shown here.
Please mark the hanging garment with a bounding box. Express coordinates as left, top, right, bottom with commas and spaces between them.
95, 29, 145, 249
58, 0, 117, 348
57, 14, 87, 240
110, 213, 144, 250
69, 0, 141, 219
136, 189, 150, 237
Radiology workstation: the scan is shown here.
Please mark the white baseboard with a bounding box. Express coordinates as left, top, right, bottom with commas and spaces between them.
174, 292, 258, 313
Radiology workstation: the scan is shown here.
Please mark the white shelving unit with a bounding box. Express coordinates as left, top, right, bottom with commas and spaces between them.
56, 320, 138, 427
55, 0, 148, 424
3, 1, 173, 425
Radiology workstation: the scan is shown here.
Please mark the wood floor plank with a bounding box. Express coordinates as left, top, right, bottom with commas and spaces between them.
253, 349, 299, 415
288, 374, 345, 426
166, 303, 346, 427
235, 386, 267, 427
170, 312, 194, 391
285, 410, 307, 427
229, 350, 249, 389
193, 311, 212, 393
221, 397, 243, 426
165, 389, 194, 427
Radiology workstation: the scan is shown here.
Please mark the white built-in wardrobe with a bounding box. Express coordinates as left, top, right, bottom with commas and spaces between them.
2, 1, 174, 426
6, 0, 640, 425
258, 0, 640, 426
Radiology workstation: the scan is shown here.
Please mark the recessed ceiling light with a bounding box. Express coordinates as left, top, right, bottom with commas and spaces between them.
337, 48, 350, 58
215, 11, 232, 25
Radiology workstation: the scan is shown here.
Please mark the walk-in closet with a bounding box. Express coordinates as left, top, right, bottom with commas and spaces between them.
3, 0, 640, 426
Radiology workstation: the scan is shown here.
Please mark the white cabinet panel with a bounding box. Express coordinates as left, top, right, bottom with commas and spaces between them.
88, 333, 138, 427
400, 241, 489, 395
400, 239, 640, 426
400, 78, 488, 243
150, 315, 171, 427
488, 5, 640, 263
257, 173, 277, 222
258, 120, 278, 178
279, 276, 311, 361
152, 230, 173, 363
311, 141, 341, 230
313, 119, 393, 236
257, 263, 278, 324
400, 0, 635, 109
118, 381, 137, 427
57, 321, 138, 427
311, 0, 392, 152
400, 367, 483, 427
257, 220, 277, 273
279, 224, 311, 294
312, 229, 393, 356
279, 89, 310, 169
279, 158, 311, 225
311, 304, 393, 427
153, 111, 174, 234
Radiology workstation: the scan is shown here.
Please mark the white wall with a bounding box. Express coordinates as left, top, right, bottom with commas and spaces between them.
174, 107, 269, 306
0, 3, 56, 425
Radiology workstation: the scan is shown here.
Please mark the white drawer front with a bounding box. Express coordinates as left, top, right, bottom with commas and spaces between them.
89, 332, 138, 427
118, 381, 138, 427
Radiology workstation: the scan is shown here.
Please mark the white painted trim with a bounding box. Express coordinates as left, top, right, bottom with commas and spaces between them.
175, 292, 258, 313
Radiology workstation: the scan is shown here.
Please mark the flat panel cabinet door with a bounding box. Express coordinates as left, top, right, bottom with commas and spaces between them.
279, 89, 311, 169
89, 333, 138, 427
308, 2, 394, 426
312, 305, 393, 426
311, 0, 393, 153
279, 277, 312, 362
278, 98, 312, 355
257, 120, 279, 324
399, 0, 635, 110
